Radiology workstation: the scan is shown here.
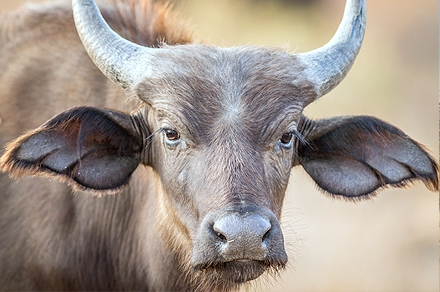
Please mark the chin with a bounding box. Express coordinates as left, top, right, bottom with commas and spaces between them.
192, 259, 286, 291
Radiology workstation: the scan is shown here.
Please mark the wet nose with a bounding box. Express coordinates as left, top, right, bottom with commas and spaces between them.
212, 213, 272, 260
191, 207, 287, 270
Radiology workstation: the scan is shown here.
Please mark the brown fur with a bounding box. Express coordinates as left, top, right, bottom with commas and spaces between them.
0, 0, 438, 291
0, 1, 196, 290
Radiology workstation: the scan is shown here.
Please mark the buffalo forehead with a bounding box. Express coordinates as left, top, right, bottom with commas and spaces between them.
140, 46, 311, 141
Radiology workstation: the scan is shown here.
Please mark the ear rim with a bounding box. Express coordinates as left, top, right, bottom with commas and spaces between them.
0, 106, 146, 195
296, 115, 439, 201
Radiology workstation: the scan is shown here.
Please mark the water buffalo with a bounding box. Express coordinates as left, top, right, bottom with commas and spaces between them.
0, 0, 438, 290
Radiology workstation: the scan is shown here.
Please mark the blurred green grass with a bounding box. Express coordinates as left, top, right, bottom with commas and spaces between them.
0, 0, 438, 291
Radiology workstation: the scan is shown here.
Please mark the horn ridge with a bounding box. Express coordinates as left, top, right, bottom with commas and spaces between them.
297, 0, 366, 98
72, 0, 154, 89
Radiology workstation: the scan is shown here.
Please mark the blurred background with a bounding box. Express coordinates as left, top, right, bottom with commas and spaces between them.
0, 0, 438, 291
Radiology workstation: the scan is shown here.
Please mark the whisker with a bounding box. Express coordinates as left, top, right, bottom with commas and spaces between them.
144, 128, 162, 149
293, 129, 310, 146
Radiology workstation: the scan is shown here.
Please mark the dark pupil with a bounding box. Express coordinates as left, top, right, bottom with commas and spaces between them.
280, 132, 293, 144
165, 129, 180, 141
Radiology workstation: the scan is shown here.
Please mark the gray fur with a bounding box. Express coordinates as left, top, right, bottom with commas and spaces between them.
0, 0, 437, 291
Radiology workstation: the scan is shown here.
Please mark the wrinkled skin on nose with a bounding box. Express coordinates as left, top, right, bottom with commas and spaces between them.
213, 213, 271, 260
191, 205, 287, 283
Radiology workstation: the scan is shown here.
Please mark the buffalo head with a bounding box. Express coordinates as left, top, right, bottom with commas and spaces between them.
1, 0, 437, 290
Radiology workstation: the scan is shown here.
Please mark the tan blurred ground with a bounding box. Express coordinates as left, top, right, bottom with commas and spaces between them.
0, 0, 438, 291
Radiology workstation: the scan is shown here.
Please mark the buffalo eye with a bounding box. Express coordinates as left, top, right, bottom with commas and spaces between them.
279, 132, 294, 149
280, 132, 293, 145
164, 129, 180, 141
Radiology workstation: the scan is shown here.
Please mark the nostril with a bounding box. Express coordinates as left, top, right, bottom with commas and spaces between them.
212, 222, 228, 243
215, 230, 227, 242
212, 214, 272, 246
192, 209, 287, 267
262, 226, 271, 244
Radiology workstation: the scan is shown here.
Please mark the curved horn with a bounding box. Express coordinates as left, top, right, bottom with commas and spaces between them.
297, 0, 366, 98
72, 0, 155, 89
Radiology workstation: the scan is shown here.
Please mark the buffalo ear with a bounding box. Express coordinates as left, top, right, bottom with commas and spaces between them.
297, 116, 439, 199
0, 106, 145, 193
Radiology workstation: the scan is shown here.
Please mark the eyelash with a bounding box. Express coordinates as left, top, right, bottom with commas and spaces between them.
292, 129, 308, 145
279, 130, 308, 147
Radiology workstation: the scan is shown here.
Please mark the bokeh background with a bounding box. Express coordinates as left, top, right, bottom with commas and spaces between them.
0, 0, 438, 291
